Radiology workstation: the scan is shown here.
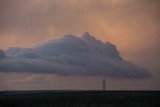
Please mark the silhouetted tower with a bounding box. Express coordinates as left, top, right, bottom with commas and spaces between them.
102, 78, 106, 91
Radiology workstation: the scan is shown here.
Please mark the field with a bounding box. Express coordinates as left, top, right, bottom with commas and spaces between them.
0, 90, 160, 107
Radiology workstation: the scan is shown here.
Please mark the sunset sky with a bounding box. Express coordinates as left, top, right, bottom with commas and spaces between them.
0, 0, 160, 90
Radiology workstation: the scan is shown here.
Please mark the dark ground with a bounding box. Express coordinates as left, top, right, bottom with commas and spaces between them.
0, 90, 160, 107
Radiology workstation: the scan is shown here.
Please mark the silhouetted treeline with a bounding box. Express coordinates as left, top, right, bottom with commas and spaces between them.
0, 90, 160, 107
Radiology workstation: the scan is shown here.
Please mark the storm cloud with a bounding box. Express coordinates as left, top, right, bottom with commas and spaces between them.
0, 49, 6, 58
0, 32, 150, 78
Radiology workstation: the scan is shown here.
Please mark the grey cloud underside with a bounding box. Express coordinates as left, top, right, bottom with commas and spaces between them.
0, 32, 150, 78
0, 50, 6, 58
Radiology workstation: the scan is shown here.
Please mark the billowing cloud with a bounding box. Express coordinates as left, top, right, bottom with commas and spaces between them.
0, 32, 150, 78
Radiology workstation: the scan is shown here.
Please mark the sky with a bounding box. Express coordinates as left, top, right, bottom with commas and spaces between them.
0, 0, 160, 90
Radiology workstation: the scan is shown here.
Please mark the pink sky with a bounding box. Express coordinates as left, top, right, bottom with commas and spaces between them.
0, 0, 160, 90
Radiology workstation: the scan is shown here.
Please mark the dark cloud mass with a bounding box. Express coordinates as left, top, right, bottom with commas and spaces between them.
0, 32, 150, 78
0, 49, 6, 58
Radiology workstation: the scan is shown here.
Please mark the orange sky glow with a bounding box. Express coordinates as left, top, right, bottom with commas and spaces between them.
0, 0, 160, 90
